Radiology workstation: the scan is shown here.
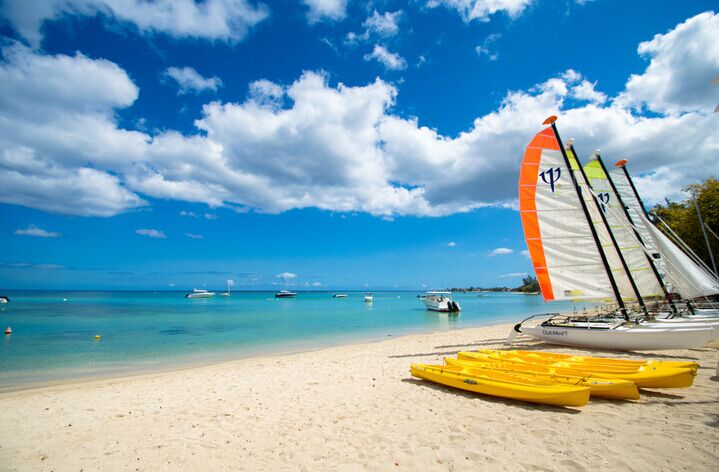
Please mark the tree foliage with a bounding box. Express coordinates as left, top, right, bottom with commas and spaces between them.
516, 275, 540, 293
651, 178, 719, 274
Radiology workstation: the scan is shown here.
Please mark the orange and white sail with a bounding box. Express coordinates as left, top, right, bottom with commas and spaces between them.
583, 158, 664, 300
519, 126, 617, 302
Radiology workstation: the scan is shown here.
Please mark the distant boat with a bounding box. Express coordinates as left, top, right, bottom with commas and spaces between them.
422, 291, 461, 312
333, 294, 348, 298
0, 296, 8, 304
185, 289, 215, 299
275, 290, 297, 298
364, 292, 373, 303
220, 279, 232, 297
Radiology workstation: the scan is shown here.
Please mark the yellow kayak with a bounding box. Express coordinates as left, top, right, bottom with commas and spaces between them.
444, 357, 640, 400
410, 363, 590, 407
458, 352, 696, 388
478, 349, 699, 373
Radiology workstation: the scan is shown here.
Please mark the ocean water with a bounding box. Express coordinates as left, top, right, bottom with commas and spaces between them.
0, 290, 592, 389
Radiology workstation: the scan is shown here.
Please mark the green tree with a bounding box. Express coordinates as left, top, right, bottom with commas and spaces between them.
651, 178, 719, 274
517, 275, 539, 293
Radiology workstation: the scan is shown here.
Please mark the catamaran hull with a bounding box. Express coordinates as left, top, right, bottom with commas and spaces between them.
521, 325, 715, 351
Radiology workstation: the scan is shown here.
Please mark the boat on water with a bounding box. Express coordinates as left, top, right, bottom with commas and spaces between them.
220, 279, 232, 297
333, 294, 348, 298
422, 291, 461, 312
275, 290, 297, 298
364, 292, 373, 303
0, 296, 8, 304
511, 116, 718, 350
185, 289, 215, 299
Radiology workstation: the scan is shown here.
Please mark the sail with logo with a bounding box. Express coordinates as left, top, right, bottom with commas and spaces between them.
512, 116, 716, 350
582, 156, 665, 301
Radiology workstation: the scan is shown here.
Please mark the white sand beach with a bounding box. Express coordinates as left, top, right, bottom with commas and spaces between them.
1, 323, 717, 471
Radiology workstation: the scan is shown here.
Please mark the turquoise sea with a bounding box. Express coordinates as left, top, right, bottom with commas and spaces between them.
0, 290, 592, 390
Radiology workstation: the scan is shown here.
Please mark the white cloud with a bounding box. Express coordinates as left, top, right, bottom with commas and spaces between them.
500, 272, 529, 278
446, 241, 457, 247
475, 33, 501, 60
185, 233, 204, 239
227, 279, 235, 286
347, 10, 403, 43
180, 211, 198, 217
14, 225, 61, 238
164, 67, 222, 95
276, 272, 297, 279
204, 213, 218, 220
426, 0, 534, 22
364, 44, 407, 70
1, 0, 269, 47
570, 80, 607, 104
136, 228, 166, 239
620, 11, 719, 115
2, 13, 717, 220
488, 247, 513, 257
521, 250, 530, 258
303, 0, 347, 23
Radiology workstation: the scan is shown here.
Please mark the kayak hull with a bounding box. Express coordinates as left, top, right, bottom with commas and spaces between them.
410, 364, 590, 407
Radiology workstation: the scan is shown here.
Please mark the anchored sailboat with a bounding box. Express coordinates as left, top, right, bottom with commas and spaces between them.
512, 116, 715, 350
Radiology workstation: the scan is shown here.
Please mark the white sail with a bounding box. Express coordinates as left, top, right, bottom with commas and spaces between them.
636, 211, 719, 299
564, 148, 638, 302
519, 127, 617, 302
583, 159, 664, 299
611, 165, 719, 299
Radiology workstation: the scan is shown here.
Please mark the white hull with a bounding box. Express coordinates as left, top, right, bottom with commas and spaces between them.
422, 297, 460, 312
521, 324, 715, 350
186, 292, 215, 299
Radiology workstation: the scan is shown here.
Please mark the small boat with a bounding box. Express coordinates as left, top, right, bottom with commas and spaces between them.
458, 351, 697, 388
275, 290, 297, 298
410, 363, 590, 407
333, 294, 348, 298
444, 357, 639, 400
0, 296, 9, 304
185, 289, 215, 299
220, 279, 232, 297
364, 292, 373, 303
422, 291, 461, 312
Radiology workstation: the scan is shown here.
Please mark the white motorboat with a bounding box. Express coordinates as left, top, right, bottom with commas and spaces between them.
364, 292, 373, 303
422, 291, 461, 312
0, 296, 8, 304
185, 289, 215, 299
275, 290, 297, 298
333, 294, 348, 298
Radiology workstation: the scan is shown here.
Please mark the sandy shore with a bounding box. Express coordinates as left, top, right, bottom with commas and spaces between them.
0, 323, 717, 471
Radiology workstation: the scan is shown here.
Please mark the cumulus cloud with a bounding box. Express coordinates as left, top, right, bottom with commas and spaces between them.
276, 272, 297, 279
1, 0, 269, 47
136, 228, 166, 239
14, 225, 61, 238
164, 67, 222, 95
620, 12, 719, 115
446, 241, 457, 247
488, 247, 513, 256
364, 44, 407, 70
303, 0, 347, 22
500, 272, 529, 278
1, 12, 717, 220
521, 250, 531, 258
427, 0, 534, 22
347, 10, 403, 43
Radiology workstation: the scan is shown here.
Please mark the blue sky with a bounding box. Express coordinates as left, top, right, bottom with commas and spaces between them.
1, 0, 718, 290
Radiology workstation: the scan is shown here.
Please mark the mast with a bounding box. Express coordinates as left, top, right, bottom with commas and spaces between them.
569, 144, 648, 316
545, 117, 628, 319
616, 160, 695, 314
692, 193, 718, 277
594, 154, 677, 314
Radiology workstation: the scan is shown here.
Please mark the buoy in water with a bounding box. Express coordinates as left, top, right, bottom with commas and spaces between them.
94, 335, 101, 341
4, 326, 11, 335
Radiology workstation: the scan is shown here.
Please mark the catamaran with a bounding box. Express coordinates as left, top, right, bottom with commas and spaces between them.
510, 116, 716, 350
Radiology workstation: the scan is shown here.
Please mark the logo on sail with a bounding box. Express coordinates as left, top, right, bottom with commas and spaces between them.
539, 167, 561, 193
597, 192, 610, 212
